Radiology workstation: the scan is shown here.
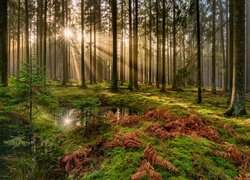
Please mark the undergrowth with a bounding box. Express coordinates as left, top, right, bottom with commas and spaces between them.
1, 83, 250, 179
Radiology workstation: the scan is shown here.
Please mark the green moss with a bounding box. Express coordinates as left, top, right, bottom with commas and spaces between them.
83, 148, 143, 180
163, 137, 239, 179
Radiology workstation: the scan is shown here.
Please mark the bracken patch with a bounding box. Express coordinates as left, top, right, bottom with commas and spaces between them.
213, 142, 250, 171
131, 160, 163, 180
147, 114, 222, 143
62, 139, 105, 177
143, 143, 178, 173
104, 132, 143, 149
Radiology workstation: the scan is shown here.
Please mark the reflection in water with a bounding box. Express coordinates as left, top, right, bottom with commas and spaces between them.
55, 109, 80, 128
54, 107, 140, 129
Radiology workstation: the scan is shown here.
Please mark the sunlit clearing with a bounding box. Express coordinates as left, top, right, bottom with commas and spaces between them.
64, 28, 74, 39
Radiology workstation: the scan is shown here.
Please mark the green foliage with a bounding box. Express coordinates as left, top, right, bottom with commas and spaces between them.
74, 96, 100, 110
10, 62, 44, 104
4, 156, 39, 180
4, 135, 29, 149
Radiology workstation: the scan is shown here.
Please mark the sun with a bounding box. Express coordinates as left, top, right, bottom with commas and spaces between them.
64, 28, 74, 39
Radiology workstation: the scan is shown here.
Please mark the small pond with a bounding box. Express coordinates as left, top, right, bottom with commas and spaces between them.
54, 107, 140, 129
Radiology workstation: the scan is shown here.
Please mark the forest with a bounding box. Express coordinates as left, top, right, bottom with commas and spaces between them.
0, 0, 250, 179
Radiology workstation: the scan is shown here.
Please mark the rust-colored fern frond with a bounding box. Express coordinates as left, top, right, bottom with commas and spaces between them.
147, 115, 222, 143
62, 147, 92, 176
214, 142, 250, 171
105, 132, 143, 149
144, 144, 178, 173
131, 160, 163, 180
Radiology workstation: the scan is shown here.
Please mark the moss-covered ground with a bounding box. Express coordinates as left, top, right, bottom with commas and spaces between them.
1, 83, 250, 179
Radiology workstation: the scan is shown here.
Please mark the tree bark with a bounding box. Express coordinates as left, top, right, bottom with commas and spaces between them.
128, 0, 133, 90
0, 0, 8, 86
81, 0, 86, 88
111, 0, 118, 91
161, 0, 166, 92
133, 0, 138, 89
211, 0, 216, 94
225, 0, 247, 116
196, 0, 202, 103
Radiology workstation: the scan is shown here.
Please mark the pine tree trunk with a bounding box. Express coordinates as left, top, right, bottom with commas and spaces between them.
211, 0, 216, 94
172, 0, 177, 89
81, 0, 86, 88
133, 0, 138, 89
93, 8, 97, 84
128, 0, 133, 90
148, 0, 152, 85
225, 0, 247, 116
0, 0, 8, 86
120, 0, 124, 85
196, 0, 202, 103
111, 0, 118, 91
246, 1, 250, 92
161, 0, 166, 92
156, 0, 160, 88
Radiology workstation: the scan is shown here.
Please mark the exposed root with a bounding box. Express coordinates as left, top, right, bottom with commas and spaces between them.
104, 132, 142, 149
144, 144, 178, 173
147, 115, 222, 143
131, 160, 163, 180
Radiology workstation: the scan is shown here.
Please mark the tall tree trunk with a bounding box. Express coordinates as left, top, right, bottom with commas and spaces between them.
211, 0, 216, 94
17, 0, 21, 73
89, 7, 93, 84
111, 0, 118, 91
225, 0, 247, 116
225, 0, 229, 92
54, 0, 57, 80
43, 0, 48, 86
81, 0, 86, 88
93, 7, 97, 83
25, 0, 29, 62
247, 0, 250, 92
219, 0, 226, 91
0, 0, 8, 86
161, 0, 166, 92
172, 0, 177, 89
120, 0, 124, 85
39, 0, 43, 68
144, 6, 147, 84
196, 0, 202, 103
148, 0, 152, 85
156, 0, 160, 88
133, 0, 138, 89
62, 0, 66, 85
229, 0, 234, 97
128, 0, 133, 90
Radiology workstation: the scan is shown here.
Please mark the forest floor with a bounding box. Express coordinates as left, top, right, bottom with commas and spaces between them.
0, 83, 250, 179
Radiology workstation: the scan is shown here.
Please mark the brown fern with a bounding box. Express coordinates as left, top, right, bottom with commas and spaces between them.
105, 132, 142, 149
147, 115, 222, 143
144, 144, 178, 173
131, 160, 163, 180
214, 142, 250, 171
238, 173, 250, 180
62, 147, 92, 175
